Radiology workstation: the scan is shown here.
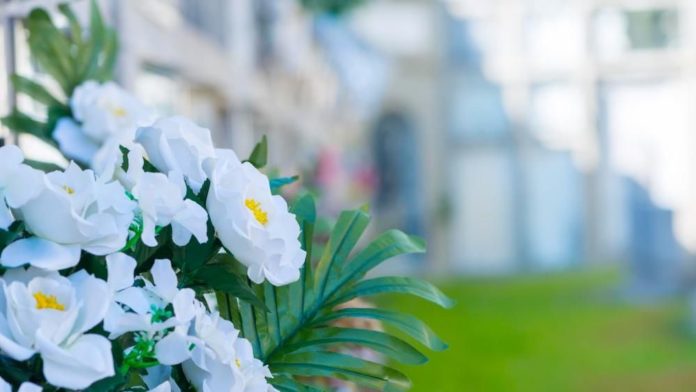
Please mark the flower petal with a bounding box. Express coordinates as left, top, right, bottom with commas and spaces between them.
155, 329, 191, 365
37, 332, 114, 390
53, 118, 99, 164
106, 252, 137, 291
4, 165, 45, 208
1, 238, 80, 270
151, 259, 178, 301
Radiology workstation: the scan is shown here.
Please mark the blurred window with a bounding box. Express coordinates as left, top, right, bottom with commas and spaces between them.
594, 7, 679, 58
179, 0, 228, 46
625, 9, 679, 50
449, 78, 509, 140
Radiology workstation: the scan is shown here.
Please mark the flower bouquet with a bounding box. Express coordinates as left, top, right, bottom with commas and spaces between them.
0, 2, 452, 391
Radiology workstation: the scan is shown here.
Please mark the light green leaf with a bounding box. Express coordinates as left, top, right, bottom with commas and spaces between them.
10, 74, 64, 107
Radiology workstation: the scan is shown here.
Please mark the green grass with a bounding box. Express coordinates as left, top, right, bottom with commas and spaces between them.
379, 268, 696, 391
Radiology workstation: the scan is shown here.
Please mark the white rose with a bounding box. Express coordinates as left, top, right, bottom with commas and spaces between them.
177, 314, 275, 392
0, 145, 43, 230
135, 116, 216, 193
181, 335, 276, 392
0, 163, 136, 270
0, 268, 114, 389
205, 150, 305, 286
57, 81, 153, 165
121, 149, 208, 247
104, 255, 198, 340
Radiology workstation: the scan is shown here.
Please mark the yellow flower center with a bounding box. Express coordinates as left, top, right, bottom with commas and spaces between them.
34, 292, 65, 311
63, 185, 75, 195
235, 358, 242, 368
111, 106, 127, 117
245, 198, 268, 225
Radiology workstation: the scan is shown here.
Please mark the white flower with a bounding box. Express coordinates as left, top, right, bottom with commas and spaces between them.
0, 377, 42, 392
0, 145, 43, 230
156, 310, 237, 366
205, 150, 305, 286
104, 254, 197, 340
56, 81, 153, 165
167, 310, 276, 392
181, 337, 277, 392
135, 116, 216, 193
1, 163, 135, 270
0, 268, 114, 389
121, 149, 208, 247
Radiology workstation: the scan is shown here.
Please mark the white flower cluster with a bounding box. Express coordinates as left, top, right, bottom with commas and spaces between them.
0, 80, 305, 391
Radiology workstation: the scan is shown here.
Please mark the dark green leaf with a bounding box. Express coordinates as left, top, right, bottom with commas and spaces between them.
245, 135, 268, 168
271, 351, 410, 392
314, 209, 370, 298
332, 230, 426, 291
24, 159, 63, 173
312, 307, 447, 351
194, 257, 266, 309
281, 327, 427, 365
329, 276, 455, 309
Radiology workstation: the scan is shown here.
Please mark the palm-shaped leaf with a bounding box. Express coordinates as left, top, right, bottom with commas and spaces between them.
2, 0, 117, 162
218, 194, 453, 390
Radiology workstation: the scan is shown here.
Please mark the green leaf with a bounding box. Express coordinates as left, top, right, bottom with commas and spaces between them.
10, 74, 64, 106
83, 373, 126, 392
329, 276, 455, 309
314, 209, 370, 298
245, 135, 268, 168
25, 9, 76, 93
288, 194, 317, 316
58, 2, 83, 45
194, 256, 267, 309
1, 110, 50, 139
282, 327, 428, 365
270, 175, 299, 194
96, 29, 118, 81
271, 351, 411, 392
0, 355, 33, 385
312, 307, 448, 351
271, 375, 326, 392
332, 230, 426, 291
81, 0, 107, 81
24, 159, 64, 173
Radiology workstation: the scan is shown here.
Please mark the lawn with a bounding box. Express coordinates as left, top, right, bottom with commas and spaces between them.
379, 268, 696, 391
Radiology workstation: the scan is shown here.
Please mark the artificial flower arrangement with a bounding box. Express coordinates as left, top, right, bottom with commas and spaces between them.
0, 2, 452, 391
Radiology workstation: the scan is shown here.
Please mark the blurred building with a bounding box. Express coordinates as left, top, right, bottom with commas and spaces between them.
3, 0, 696, 280
352, 0, 696, 280
1, 0, 346, 173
